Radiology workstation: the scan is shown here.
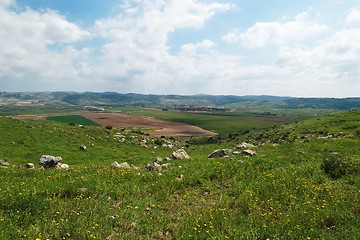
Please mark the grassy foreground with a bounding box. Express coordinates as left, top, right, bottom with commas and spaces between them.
0, 111, 359, 239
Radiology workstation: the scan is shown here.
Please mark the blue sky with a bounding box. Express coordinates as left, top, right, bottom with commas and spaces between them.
1, 0, 360, 97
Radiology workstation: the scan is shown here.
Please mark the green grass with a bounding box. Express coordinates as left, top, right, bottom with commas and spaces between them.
119, 108, 288, 134
0, 110, 359, 239
46, 115, 100, 126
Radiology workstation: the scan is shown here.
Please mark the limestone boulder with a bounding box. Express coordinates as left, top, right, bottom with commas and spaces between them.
25, 163, 35, 169
171, 149, 190, 159
145, 162, 162, 172
39, 155, 62, 168
0, 159, 9, 167
111, 161, 137, 169
242, 149, 257, 156
207, 149, 231, 158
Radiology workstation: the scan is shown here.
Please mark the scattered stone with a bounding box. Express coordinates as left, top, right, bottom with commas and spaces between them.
111, 161, 137, 169
232, 151, 242, 155
176, 174, 184, 182
161, 163, 171, 169
79, 145, 87, 150
207, 149, 231, 158
235, 142, 256, 149
164, 157, 171, 161
145, 162, 162, 172
0, 159, 10, 167
171, 149, 190, 159
242, 149, 257, 156
59, 163, 69, 169
39, 155, 62, 168
111, 161, 121, 168
154, 157, 163, 163
162, 143, 174, 149
25, 163, 35, 169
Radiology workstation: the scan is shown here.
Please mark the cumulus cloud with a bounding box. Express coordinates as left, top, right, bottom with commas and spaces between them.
88, 0, 232, 90
180, 39, 216, 55
346, 8, 360, 23
1, 1, 359, 97
0, 0, 14, 8
273, 27, 360, 96
0, 5, 91, 88
223, 12, 328, 48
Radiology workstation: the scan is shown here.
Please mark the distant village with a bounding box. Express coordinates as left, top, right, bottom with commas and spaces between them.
164, 105, 228, 112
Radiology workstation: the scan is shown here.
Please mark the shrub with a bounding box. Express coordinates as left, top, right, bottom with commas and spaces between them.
105, 126, 113, 130
154, 138, 164, 146
321, 157, 348, 179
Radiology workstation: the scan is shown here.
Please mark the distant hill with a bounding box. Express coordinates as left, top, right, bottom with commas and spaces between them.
283, 98, 360, 110
1, 92, 360, 110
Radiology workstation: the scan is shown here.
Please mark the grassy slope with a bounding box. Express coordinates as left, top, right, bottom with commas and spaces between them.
0, 111, 359, 239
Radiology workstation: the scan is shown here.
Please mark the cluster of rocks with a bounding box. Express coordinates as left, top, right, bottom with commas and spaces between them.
110, 149, 190, 174
38, 155, 69, 169
207, 142, 257, 159
1, 155, 70, 169
111, 161, 138, 169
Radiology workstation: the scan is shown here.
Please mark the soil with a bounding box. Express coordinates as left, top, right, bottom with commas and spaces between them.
80, 112, 215, 137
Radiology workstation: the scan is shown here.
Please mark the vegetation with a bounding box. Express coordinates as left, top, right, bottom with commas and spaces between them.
125, 108, 289, 134
3, 91, 360, 111
46, 115, 100, 126
0, 109, 359, 239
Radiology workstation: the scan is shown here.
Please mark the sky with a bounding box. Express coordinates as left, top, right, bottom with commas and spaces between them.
1, 0, 360, 97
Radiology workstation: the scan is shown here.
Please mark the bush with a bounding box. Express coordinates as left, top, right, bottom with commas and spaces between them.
154, 138, 164, 146
321, 157, 348, 179
105, 126, 113, 130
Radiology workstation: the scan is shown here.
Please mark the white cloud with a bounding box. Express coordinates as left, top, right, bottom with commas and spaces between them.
346, 8, 360, 23
223, 12, 328, 48
88, 0, 232, 90
274, 27, 360, 96
1, 1, 359, 97
180, 39, 216, 55
0, 6, 91, 87
0, 0, 14, 8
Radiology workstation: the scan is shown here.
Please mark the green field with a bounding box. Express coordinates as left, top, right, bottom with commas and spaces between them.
46, 115, 100, 126
0, 110, 359, 239
118, 108, 291, 133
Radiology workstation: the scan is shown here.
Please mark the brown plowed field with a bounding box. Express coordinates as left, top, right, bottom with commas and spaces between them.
80, 112, 215, 137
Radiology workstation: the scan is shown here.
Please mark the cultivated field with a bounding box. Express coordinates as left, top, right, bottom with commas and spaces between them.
80, 112, 215, 137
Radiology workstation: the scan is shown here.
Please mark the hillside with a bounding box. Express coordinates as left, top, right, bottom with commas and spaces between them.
0, 92, 357, 110
0, 111, 359, 239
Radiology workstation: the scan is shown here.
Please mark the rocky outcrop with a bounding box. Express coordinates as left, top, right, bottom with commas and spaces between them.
207, 149, 231, 158
171, 149, 190, 159
39, 155, 62, 168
